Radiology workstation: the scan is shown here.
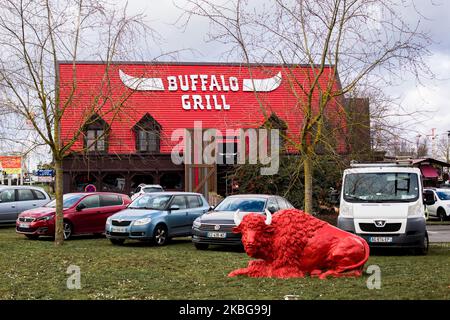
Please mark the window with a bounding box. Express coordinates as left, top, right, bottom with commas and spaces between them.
0, 189, 15, 203
86, 129, 105, 152
276, 197, 288, 210
143, 187, 163, 193
138, 130, 159, 152
18, 189, 35, 201
79, 195, 100, 208
187, 195, 201, 208
133, 113, 161, 153
83, 114, 109, 152
170, 196, 187, 209
33, 190, 46, 200
100, 195, 123, 207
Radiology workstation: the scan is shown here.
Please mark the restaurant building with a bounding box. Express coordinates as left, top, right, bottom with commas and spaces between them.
59, 62, 351, 197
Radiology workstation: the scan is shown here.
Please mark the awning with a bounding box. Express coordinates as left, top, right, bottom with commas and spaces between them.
420, 165, 439, 178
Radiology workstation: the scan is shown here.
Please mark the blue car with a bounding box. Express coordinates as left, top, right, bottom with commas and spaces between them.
105, 192, 210, 246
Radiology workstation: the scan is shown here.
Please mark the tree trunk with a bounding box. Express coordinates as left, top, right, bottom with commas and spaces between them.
303, 156, 313, 214
54, 157, 64, 246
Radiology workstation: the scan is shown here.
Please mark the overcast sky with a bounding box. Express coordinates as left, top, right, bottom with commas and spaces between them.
124, 0, 450, 149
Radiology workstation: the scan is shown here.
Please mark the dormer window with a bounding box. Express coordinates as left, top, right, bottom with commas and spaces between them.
83, 114, 109, 152
133, 113, 161, 153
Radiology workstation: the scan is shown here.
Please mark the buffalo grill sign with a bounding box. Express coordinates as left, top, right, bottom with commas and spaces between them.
119, 69, 282, 111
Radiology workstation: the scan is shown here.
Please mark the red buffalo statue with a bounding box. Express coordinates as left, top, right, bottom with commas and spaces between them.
229, 208, 369, 279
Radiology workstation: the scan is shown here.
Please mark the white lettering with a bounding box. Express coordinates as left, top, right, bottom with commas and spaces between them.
167, 76, 177, 91
220, 75, 229, 91
179, 75, 189, 91
190, 74, 199, 91
192, 95, 204, 110
230, 77, 239, 91
199, 74, 208, 91
209, 75, 221, 91
181, 95, 191, 110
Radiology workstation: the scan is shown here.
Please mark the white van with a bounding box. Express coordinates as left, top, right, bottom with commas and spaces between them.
337, 163, 434, 255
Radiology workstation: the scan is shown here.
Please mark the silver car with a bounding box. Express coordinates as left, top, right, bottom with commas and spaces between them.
0, 186, 52, 224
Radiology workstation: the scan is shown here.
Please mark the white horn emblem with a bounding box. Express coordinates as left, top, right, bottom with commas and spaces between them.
233, 209, 242, 226
264, 209, 272, 225
119, 69, 165, 91
243, 72, 282, 92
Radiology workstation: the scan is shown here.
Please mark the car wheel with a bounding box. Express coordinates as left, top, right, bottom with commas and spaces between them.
415, 232, 429, 255
63, 221, 73, 240
438, 208, 447, 221
194, 243, 209, 250
25, 234, 39, 240
153, 224, 168, 246
110, 238, 125, 245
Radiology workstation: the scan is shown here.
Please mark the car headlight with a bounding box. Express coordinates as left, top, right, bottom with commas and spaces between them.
339, 201, 353, 218
133, 218, 152, 226
36, 215, 54, 221
408, 202, 425, 217
193, 219, 202, 228
106, 217, 112, 225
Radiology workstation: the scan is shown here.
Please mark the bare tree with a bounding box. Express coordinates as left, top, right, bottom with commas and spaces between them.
179, 0, 432, 213
0, 0, 156, 245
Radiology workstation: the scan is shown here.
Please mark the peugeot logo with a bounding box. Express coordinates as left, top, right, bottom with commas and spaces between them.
214, 225, 221, 231
374, 220, 386, 227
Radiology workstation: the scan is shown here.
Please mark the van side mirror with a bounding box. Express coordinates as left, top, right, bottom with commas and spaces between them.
76, 203, 86, 211
423, 191, 435, 206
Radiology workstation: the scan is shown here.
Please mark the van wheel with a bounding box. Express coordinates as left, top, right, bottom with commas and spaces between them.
153, 224, 168, 246
438, 208, 447, 221
194, 243, 209, 250
110, 238, 125, 245
415, 233, 429, 255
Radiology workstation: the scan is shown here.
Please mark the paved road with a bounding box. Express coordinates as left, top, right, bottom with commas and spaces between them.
427, 225, 450, 243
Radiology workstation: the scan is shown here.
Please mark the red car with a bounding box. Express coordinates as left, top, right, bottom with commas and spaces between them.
16, 192, 131, 240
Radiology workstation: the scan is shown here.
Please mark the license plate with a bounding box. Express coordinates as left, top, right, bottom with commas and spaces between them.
19, 223, 30, 228
370, 236, 393, 243
111, 226, 127, 233
207, 232, 226, 238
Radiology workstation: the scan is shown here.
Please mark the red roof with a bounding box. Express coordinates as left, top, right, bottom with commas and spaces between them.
59, 62, 348, 154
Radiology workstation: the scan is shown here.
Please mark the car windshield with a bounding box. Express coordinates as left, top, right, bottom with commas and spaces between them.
143, 187, 163, 193
45, 194, 85, 208
128, 194, 171, 210
214, 197, 266, 212
343, 172, 419, 203
436, 190, 450, 200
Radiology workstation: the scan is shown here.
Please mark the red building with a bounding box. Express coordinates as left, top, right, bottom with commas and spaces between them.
60, 62, 348, 196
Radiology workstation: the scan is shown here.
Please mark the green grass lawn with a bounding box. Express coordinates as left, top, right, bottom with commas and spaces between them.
0, 227, 449, 300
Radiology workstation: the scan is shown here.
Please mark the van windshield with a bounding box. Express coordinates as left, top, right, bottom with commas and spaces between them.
343, 172, 419, 203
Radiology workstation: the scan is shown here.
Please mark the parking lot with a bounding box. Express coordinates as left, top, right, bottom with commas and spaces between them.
428, 225, 450, 243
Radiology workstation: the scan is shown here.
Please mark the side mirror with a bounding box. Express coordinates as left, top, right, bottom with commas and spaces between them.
268, 205, 277, 214
76, 203, 86, 211
130, 192, 135, 196
170, 204, 180, 211
209, 206, 215, 211
423, 191, 435, 206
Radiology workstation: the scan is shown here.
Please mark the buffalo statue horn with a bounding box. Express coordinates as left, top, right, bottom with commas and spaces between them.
234, 209, 241, 226
264, 209, 272, 225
